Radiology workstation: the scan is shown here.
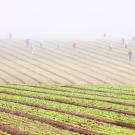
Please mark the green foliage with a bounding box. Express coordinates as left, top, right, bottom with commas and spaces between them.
0, 84, 135, 135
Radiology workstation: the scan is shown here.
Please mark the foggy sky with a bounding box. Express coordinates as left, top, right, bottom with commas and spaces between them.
0, 0, 135, 39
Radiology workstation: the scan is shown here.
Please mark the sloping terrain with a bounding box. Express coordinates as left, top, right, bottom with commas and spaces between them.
0, 39, 135, 84
0, 84, 135, 135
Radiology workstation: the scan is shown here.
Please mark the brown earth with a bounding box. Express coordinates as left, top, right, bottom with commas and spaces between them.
0, 97, 135, 129
0, 107, 102, 135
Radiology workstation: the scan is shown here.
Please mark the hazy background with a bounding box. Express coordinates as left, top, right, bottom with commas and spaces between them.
0, 0, 134, 40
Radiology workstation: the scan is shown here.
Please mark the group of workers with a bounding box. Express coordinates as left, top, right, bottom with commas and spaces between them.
24, 38, 133, 61
7, 32, 134, 62
109, 39, 133, 61
25, 39, 77, 53
122, 39, 133, 61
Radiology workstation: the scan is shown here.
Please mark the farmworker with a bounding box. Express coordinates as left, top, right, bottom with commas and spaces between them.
39, 42, 43, 48
72, 42, 76, 48
128, 51, 133, 61
132, 36, 135, 41
9, 32, 12, 40
124, 40, 128, 48
122, 38, 125, 45
104, 33, 106, 38
25, 39, 30, 47
32, 47, 36, 54
109, 43, 112, 51
30, 44, 35, 54
57, 44, 59, 49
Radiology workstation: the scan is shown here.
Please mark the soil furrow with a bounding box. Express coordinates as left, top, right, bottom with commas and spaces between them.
96, 86, 135, 93
0, 123, 31, 135
0, 97, 135, 129
0, 43, 74, 84
62, 86, 135, 97
0, 87, 135, 107
0, 108, 102, 135
1, 91, 135, 116
1, 85, 134, 102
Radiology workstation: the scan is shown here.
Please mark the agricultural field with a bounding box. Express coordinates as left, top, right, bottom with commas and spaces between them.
0, 40, 135, 84
0, 40, 135, 134
0, 83, 135, 135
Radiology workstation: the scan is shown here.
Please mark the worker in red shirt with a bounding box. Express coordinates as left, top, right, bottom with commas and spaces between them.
72, 42, 76, 48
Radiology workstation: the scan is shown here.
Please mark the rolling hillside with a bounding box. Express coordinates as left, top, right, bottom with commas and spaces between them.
0, 84, 135, 135
0, 39, 135, 84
